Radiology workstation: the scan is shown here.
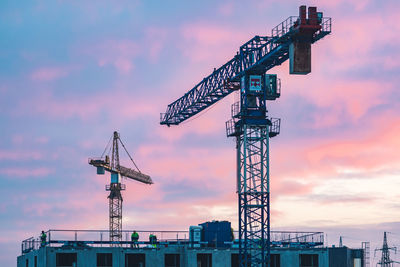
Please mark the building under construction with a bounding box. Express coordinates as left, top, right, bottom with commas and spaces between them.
18, 224, 368, 267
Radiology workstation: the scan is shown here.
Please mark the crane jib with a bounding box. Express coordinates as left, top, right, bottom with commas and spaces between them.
160, 15, 331, 126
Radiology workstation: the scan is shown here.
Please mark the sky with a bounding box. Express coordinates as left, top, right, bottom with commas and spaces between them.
1, 0, 400, 265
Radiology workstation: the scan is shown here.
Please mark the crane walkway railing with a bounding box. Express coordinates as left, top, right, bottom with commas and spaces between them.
271, 16, 332, 41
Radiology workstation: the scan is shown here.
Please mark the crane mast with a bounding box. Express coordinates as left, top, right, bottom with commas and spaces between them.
161, 6, 331, 267
108, 131, 123, 244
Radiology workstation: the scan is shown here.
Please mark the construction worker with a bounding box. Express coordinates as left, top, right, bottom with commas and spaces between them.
149, 233, 157, 248
40, 231, 47, 247
131, 231, 139, 248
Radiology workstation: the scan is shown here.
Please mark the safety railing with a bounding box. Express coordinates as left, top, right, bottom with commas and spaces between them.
272, 16, 299, 39
266, 78, 281, 100
21, 229, 324, 254
21, 236, 41, 254
105, 183, 126, 190
320, 17, 332, 33
271, 16, 332, 41
226, 119, 242, 137
231, 102, 240, 118
270, 231, 324, 245
269, 118, 281, 137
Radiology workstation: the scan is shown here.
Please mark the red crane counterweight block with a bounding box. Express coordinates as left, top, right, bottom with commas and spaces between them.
289, 5, 323, 75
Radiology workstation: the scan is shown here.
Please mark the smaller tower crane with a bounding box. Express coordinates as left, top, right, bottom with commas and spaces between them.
89, 131, 153, 244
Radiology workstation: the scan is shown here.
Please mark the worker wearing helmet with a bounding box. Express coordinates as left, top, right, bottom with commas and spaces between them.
131, 231, 139, 248
40, 231, 47, 247
149, 233, 157, 248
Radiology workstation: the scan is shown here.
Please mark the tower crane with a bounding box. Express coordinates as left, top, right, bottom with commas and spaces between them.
160, 6, 331, 267
89, 131, 153, 244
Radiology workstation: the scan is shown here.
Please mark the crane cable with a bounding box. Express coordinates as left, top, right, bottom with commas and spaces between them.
100, 134, 113, 159
118, 137, 141, 173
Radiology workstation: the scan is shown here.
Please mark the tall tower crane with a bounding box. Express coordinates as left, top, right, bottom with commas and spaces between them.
89, 131, 153, 244
160, 6, 331, 267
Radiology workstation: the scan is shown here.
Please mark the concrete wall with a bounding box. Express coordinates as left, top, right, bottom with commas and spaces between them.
17, 248, 46, 267
277, 248, 329, 267
185, 248, 232, 267
17, 245, 363, 267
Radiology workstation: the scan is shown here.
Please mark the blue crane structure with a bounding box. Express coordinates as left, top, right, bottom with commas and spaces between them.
160, 6, 331, 267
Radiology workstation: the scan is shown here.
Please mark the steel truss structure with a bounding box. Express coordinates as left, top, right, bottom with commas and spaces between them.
160, 17, 331, 126
376, 232, 399, 267
226, 71, 281, 267
107, 183, 124, 243
89, 131, 152, 245
237, 124, 270, 266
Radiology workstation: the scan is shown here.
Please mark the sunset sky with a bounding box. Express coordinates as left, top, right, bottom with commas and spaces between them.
1, 0, 400, 265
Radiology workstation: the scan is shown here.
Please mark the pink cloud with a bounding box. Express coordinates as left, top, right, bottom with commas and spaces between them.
307, 194, 376, 205
30, 67, 68, 81
35, 136, 49, 144
218, 2, 235, 16
180, 22, 249, 62
182, 24, 233, 46
307, 120, 400, 171
113, 58, 133, 73
272, 180, 315, 197
12, 134, 24, 145
309, 8, 400, 75
277, 65, 391, 128
87, 40, 139, 74
0, 150, 42, 160
321, 0, 371, 10
135, 140, 235, 188
312, 79, 387, 122
19, 186, 109, 229
265, 106, 400, 196
120, 190, 239, 230
269, 116, 400, 185
0, 167, 53, 177
15, 90, 159, 121
142, 150, 233, 187
10, 135, 49, 146
144, 27, 168, 63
